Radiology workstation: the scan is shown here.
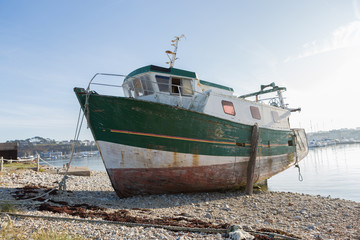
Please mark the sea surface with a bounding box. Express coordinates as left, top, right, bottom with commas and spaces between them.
268, 143, 360, 202
43, 155, 106, 172
43, 144, 360, 202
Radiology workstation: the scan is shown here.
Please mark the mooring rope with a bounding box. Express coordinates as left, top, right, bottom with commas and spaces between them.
295, 164, 303, 182
1, 77, 106, 203
58, 106, 86, 191
293, 131, 304, 182
0, 106, 86, 204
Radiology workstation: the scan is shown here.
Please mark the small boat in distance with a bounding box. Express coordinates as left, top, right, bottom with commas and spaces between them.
74, 36, 308, 197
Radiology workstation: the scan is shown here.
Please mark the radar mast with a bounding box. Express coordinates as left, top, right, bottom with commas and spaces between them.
165, 34, 185, 68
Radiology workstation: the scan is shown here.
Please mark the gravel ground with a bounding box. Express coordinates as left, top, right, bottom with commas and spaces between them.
0, 168, 359, 239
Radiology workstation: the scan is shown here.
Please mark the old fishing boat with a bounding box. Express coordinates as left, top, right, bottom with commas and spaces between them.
74, 36, 308, 197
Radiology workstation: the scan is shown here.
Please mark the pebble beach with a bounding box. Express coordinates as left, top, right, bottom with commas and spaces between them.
1, 168, 359, 239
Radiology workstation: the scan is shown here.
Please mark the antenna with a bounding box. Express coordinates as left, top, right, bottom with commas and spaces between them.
166, 34, 185, 68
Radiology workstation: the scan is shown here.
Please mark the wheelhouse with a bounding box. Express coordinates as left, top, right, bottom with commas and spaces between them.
122, 65, 198, 98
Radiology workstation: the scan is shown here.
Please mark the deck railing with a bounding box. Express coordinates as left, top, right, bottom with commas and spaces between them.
86, 73, 210, 109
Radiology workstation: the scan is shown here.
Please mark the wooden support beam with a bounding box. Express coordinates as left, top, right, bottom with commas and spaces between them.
36, 154, 40, 172
0, 157, 3, 172
246, 123, 259, 195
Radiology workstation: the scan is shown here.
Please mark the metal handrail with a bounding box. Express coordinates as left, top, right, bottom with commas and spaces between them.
84, 73, 214, 110
86, 72, 200, 96
91, 82, 123, 88
86, 72, 238, 100
87, 73, 127, 91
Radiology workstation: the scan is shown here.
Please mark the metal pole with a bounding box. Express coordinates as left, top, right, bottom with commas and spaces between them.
0, 157, 3, 172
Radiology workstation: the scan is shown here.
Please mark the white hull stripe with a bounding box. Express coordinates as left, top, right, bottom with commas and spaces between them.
97, 140, 289, 169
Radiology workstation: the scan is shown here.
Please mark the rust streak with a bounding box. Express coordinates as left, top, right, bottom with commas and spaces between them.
192, 154, 199, 167
173, 151, 178, 167
120, 151, 125, 166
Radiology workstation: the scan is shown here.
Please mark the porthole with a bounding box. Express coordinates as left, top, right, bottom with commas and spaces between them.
222, 100, 235, 116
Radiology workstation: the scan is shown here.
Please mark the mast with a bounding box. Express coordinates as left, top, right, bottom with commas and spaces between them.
166, 34, 185, 68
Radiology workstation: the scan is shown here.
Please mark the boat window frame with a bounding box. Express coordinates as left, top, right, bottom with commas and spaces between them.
181, 78, 194, 96
122, 82, 131, 97
124, 80, 136, 98
155, 75, 171, 93
171, 77, 181, 94
221, 100, 236, 116
133, 78, 144, 97
140, 75, 154, 96
250, 106, 261, 120
155, 75, 194, 96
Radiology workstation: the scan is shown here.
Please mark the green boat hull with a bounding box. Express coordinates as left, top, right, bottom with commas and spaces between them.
74, 87, 306, 197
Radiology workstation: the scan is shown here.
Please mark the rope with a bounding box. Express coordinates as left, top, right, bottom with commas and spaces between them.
0, 188, 57, 204
0, 157, 58, 204
295, 164, 303, 182
58, 106, 86, 191
0, 106, 86, 204
292, 130, 303, 182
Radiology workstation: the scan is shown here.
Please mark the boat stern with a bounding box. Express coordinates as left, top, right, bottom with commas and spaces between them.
292, 128, 309, 162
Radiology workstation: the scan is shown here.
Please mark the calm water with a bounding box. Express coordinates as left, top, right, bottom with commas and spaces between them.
44, 144, 360, 202
268, 144, 360, 202
43, 156, 106, 172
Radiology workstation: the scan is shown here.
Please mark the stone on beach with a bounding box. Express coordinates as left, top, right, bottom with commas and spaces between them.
0, 169, 359, 239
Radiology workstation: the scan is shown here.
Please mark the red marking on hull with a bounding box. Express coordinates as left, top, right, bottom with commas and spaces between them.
106, 155, 293, 197
107, 162, 250, 197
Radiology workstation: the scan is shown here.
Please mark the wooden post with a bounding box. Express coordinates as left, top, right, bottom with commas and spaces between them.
246, 123, 259, 195
36, 154, 40, 172
0, 157, 3, 172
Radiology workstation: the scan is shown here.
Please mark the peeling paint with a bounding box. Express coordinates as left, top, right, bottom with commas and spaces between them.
74, 87, 308, 197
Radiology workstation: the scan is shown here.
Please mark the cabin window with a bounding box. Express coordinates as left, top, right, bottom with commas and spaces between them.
156, 75, 170, 92
271, 111, 280, 123
155, 75, 193, 96
129, 81, 136, 98
250, 106, 261, 120
123, 83, 131, 97
222, 100, 236, 116
141, 75, 154, 95
125, 80, 136, 98
171, 78, 181, 94
133, 78, 144, 97
182, 79, 193, 95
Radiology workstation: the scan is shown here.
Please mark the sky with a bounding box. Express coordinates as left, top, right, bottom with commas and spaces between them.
1, 0, 360, 142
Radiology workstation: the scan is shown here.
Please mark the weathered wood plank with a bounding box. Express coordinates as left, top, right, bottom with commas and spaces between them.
246, 123, 259, 195
0, 142, 18, 160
